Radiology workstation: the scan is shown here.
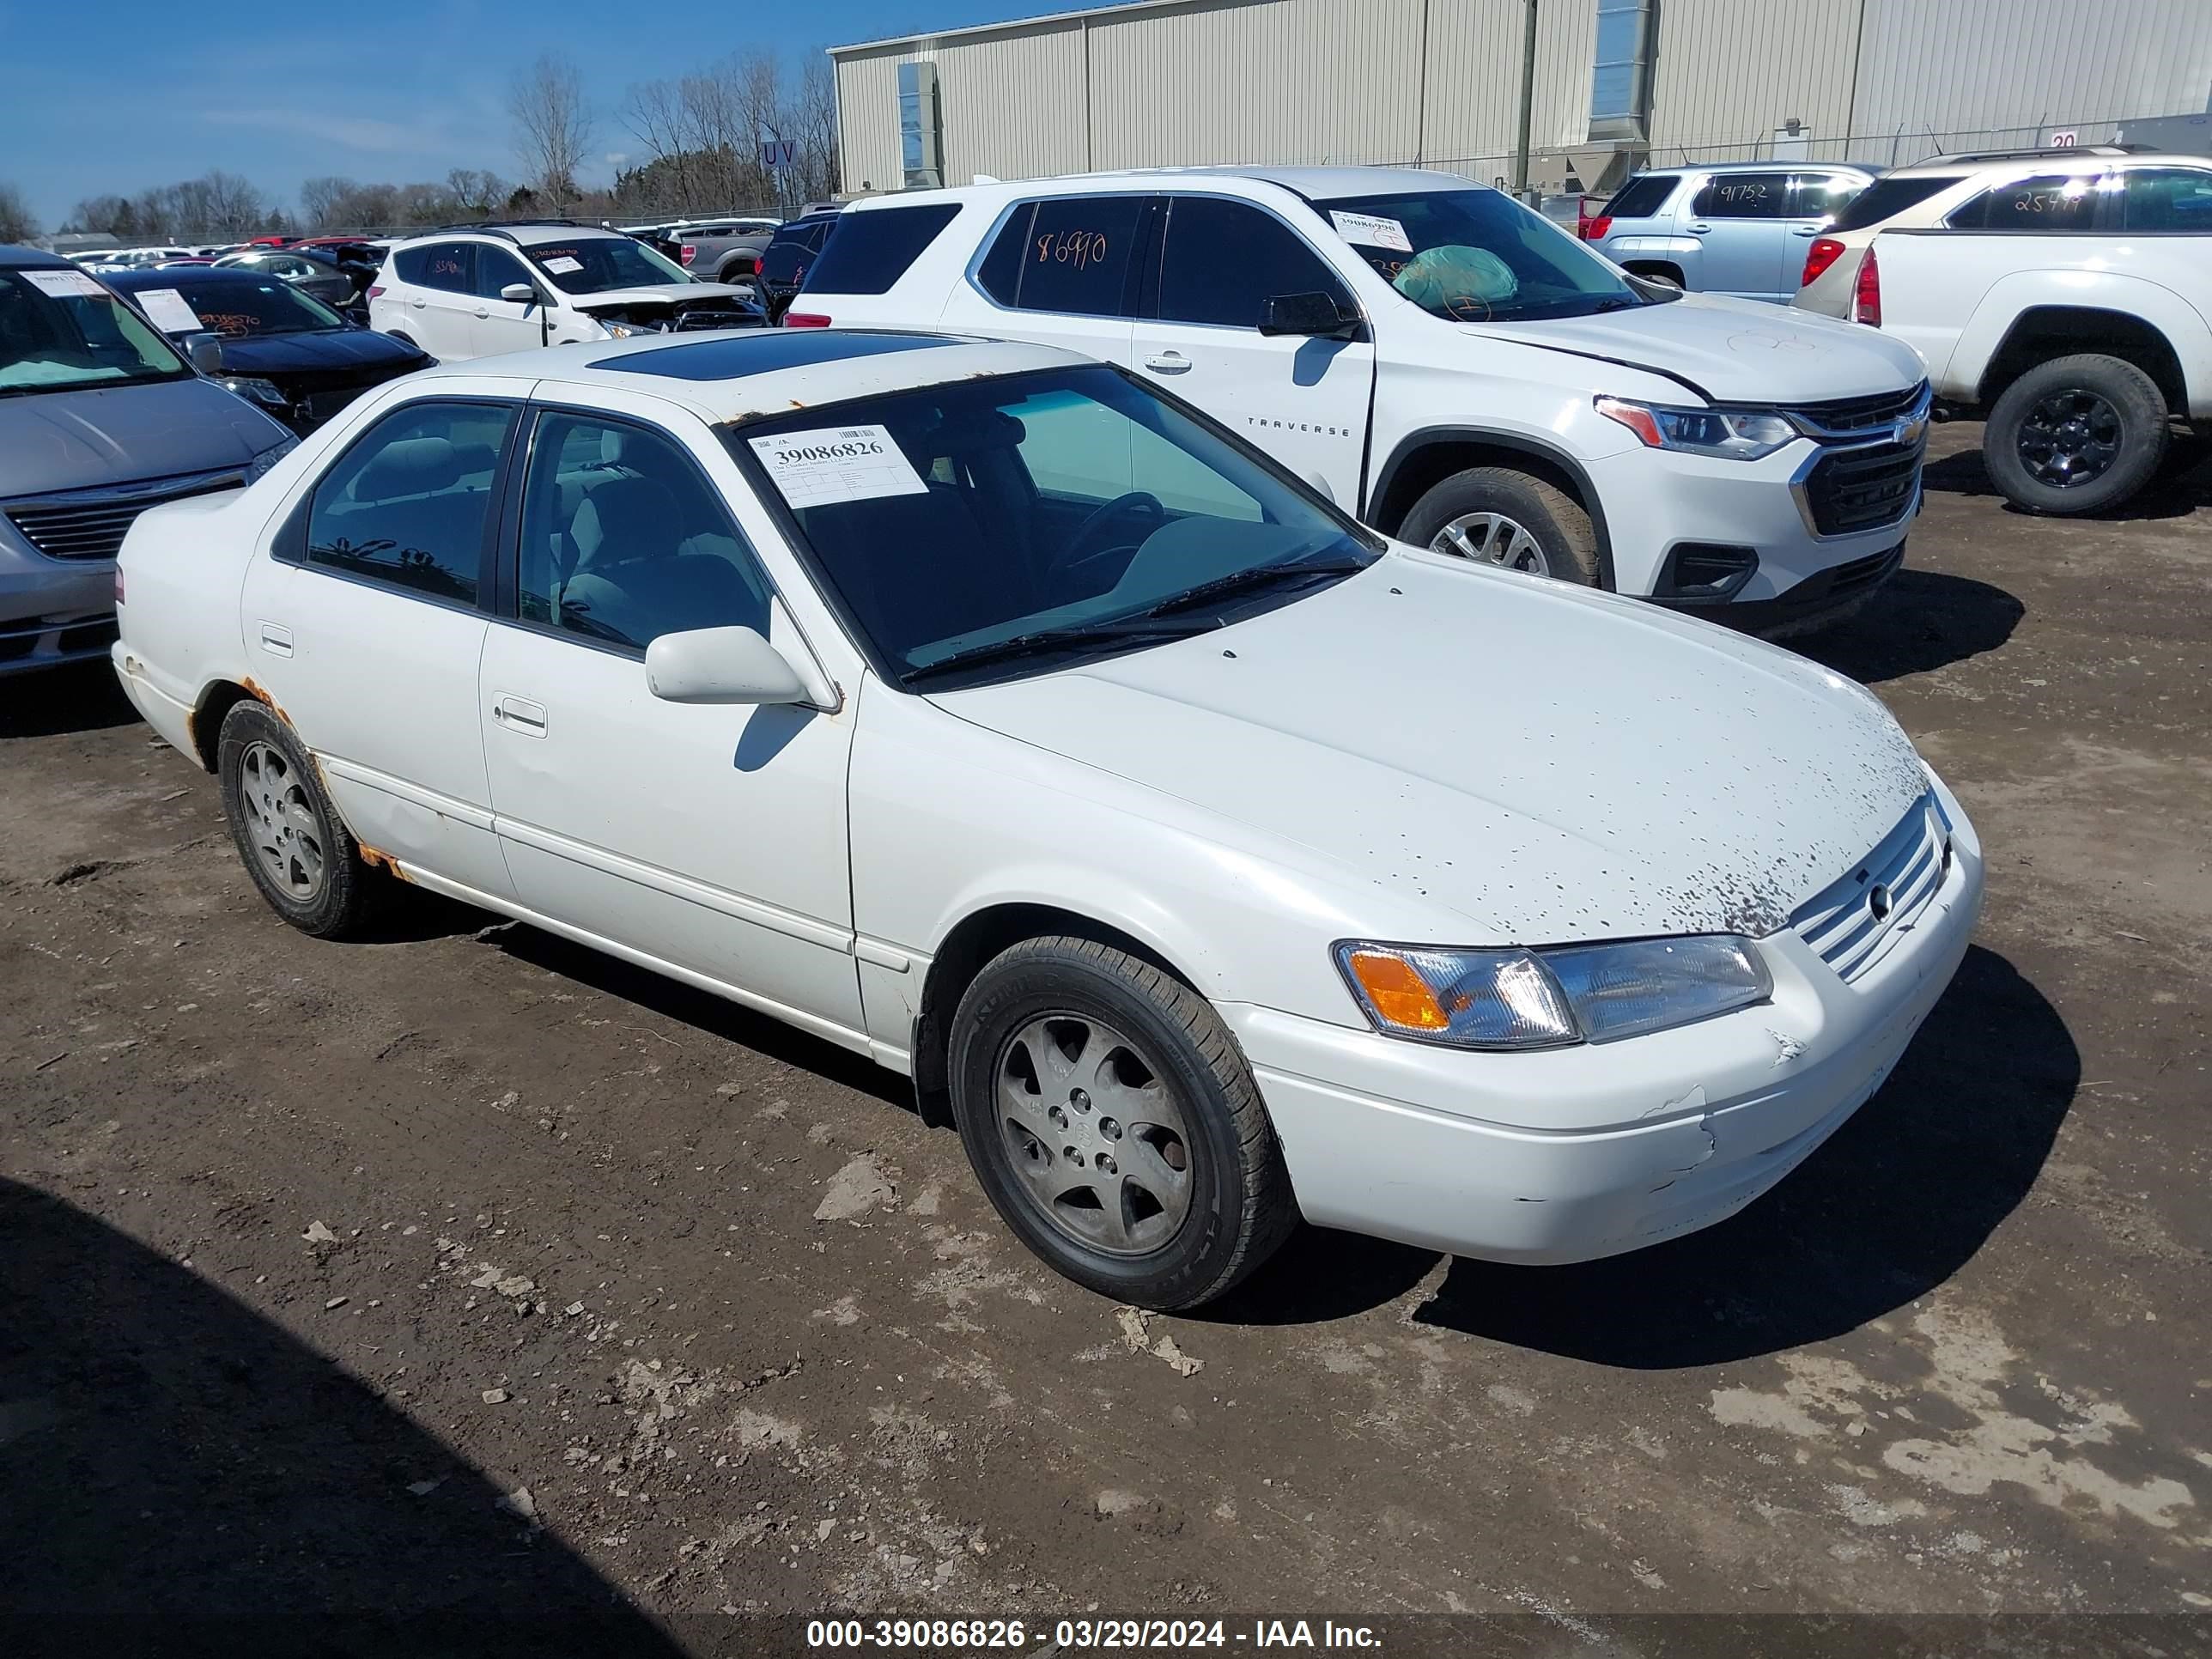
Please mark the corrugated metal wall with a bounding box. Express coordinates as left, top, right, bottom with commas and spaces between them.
1086, 0, 1425, 169
1644, 0, 1861, 155
831, 0, 2212, 194
1851, 0, 2212, 139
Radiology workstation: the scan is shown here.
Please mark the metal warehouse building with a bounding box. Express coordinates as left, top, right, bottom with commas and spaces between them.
831, 0, 2212, 197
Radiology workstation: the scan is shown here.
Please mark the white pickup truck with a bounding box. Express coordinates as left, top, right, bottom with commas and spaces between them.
1796, 147, 2212, 515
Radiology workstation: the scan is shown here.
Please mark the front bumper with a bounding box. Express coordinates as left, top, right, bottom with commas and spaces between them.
1589, 432, 1923, 624
1, 550, 118, 678
1222, 809, 1984, 1266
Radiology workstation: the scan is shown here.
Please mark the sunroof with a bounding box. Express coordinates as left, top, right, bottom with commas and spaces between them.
591, 330, 963, 381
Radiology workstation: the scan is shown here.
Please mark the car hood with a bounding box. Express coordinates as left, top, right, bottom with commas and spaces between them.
0, 377, 288, 499
216, 328, 427, 376
572, 283, 754, 310
1457, 293, 1924, 402
932, 552, 1931, 942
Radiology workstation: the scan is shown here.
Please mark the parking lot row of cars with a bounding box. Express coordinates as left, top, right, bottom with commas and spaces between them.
3, 143, 2195, 1304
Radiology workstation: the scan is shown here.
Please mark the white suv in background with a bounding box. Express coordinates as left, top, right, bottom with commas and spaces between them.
368, 222, 760, 362
1796, 147, 2212, 515
796, 167, 1932, 636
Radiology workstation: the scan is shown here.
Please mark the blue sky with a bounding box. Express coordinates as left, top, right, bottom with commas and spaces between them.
0, 0, 1036, 228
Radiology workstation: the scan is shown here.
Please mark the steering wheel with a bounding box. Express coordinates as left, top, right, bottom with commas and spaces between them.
1054, 491, 1167, 581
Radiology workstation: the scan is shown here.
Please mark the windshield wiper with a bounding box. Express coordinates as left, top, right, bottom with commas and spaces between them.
902, 617, 1212, 686
1139, 552, 1370, 618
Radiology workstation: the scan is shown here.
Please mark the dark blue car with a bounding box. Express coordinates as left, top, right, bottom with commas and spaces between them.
106, 265, 433, 434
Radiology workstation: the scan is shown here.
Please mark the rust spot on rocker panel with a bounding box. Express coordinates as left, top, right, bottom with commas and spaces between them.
357, 844, 412, 883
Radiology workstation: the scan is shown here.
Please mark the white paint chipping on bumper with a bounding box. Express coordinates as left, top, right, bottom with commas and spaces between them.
1224, 836, 1984, 1266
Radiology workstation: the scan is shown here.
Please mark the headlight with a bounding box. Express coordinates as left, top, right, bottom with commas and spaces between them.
246, 436, 300, 484
221, 376, 290, 410
1595, 396, 1797, 461
597, 320, 636, 339
1335, 935, 1771, 1049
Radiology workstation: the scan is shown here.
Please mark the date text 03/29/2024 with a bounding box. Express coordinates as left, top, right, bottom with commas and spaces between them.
804, 1618, 1382, 1650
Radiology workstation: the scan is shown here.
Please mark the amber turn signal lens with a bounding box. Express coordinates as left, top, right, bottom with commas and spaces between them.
1345, 949, 1450, 1030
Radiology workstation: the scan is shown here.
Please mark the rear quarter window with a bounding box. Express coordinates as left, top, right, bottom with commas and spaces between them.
1829, 173, 1972, 232
803, 204, 962, 295
1601, 174, 1679, 220
1947, 173, 2102, 231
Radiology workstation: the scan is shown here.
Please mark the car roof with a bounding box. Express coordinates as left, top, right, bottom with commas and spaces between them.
390, 222, 628, 248
0, 244, 74, 269
842, 164, 1483, 216
105, 265, 274, 289
1636, 159, 1881, 176
1885, 149, 2208, 180
406, 329, 1089, 423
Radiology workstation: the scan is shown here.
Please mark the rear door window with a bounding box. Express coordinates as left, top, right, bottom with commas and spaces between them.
1155, 197, 1350, 328
1946, 173, 2103, 231
2118, 167, 2212, 232
803, 204, 962, 295
976, 195, 1147, 318
1601, 174, 1679, 221
407, 242, 476, 294
1788, 173, 1865, 221
1690, 173, 1791, 219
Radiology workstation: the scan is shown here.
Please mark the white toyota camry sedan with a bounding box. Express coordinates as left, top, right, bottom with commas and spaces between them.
111, 330, 1983, 1310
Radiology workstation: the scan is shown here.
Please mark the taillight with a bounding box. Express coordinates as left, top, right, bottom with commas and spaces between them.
1801, 237, 1845, 288
1850, 246, 1882, 326
114, 568, 125, 605
367, 284, 385, 299
783, 312, 831, 330
1581, 215, 1612, 242
679, 245, 696, 264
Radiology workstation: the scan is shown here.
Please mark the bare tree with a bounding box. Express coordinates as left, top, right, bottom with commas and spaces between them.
788, 52, 842, 202
0, 181, 38, 244
509, 53, 592, 210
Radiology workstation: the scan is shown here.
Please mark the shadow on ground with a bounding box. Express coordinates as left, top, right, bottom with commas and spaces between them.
0, 659, 141, 740
1802, 568, 2025, 684
0, 1178, 684, 1658
1405, 945, 2076, 1367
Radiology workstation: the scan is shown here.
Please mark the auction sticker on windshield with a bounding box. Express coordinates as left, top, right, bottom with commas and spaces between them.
137, 289, 204, 334
748, 424, 927, 508
21, 269, 107, 299
1328, 210, 1412, 252
540, 256, 583, 275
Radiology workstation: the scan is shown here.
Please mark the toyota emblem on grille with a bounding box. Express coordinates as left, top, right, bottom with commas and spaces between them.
1868, 883, 1893, 921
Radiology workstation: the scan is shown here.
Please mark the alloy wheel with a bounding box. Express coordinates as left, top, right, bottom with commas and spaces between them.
1431, 511, 1553, 575
994, 1014, 1194, 1256
237, 740, 327, 903
2016, 389, 2123, 489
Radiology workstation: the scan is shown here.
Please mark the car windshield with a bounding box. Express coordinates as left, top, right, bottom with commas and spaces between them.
1315, 186, 1656, 322
0, 266, 194, 395
733, 364, 1381, 689
528, 237, 694, 294
141, 277, 346, 337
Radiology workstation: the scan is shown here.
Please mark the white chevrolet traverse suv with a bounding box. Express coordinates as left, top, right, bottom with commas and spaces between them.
793, 167, 1934, 636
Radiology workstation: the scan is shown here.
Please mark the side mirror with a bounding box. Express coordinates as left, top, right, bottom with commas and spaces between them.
1258, 291, 1363, 339
500, 283, 540, 306
185, 332, 225, 375
645, 626, 810, 707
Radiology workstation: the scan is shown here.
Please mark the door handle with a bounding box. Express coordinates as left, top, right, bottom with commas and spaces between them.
258, 621, 293, 657
1143, 351, 1192, 374
473, 307, 490, 319
410, 296, 426, 307
1686, 222, 1713, 234
492, 694, 548, 737
1791, 225, 1820, 236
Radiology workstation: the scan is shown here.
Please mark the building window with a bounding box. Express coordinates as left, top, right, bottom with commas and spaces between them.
1589, 0, 1656, 142
898, 61, 944, 190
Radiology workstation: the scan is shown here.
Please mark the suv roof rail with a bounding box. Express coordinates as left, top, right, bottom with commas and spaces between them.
427, 217, 601, 239
1926, 143, 2148, 165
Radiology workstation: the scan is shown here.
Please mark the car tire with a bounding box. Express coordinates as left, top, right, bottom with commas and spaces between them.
1984, 353, 2169, 516
1400, 466, 1603, 586
947, 936, 1297, 1311
216, 700, 377, 939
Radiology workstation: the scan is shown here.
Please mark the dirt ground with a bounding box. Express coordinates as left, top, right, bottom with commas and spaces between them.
3, 423, 2208, 1657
